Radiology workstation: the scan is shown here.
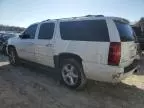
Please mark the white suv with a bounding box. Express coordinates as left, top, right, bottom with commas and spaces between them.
7, 15, 139, 89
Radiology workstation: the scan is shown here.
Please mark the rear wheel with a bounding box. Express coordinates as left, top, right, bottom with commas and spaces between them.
60, 59, 86, 89
8, 47, 19, 65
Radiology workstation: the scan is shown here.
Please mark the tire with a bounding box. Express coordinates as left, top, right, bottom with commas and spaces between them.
2, 45, 7, 55
60, 59, 87, 89
8, 47, 19, 65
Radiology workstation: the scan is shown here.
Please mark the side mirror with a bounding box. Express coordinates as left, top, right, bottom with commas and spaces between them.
19, 34, 30, 39
19, 34, 23, 38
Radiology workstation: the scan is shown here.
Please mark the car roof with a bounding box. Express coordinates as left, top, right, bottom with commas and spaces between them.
40, 15, 129, 23
28, 15, 129, 26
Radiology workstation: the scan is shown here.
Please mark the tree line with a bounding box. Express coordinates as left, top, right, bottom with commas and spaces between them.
0, 24, 25, 33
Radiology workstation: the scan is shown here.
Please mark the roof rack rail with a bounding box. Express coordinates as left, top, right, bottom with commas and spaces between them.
72, 17, 78, 19
42, 19, 50, 22
42, 15, 104, 22
85, 15, 104, 17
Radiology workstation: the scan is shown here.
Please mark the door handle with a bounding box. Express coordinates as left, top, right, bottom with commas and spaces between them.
27, 42, 34, 45
45, 44, 52, 47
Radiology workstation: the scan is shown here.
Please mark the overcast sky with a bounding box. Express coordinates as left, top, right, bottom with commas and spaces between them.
0, 0, 143, 27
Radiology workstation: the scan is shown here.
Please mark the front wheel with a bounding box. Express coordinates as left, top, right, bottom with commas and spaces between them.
60, 59, 87, 89
2, 45, 7, 55
8, 47, 19, 65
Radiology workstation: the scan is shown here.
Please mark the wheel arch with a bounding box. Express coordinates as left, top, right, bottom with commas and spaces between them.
54, 52, 83, 68
7, 45, 16, 54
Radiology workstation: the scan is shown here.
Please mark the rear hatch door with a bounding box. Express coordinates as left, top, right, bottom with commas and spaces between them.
114, 20, 138, 67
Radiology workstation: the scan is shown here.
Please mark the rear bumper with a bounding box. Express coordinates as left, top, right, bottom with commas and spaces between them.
82, 61, 139, 83
112, 67, 137, 83
124, 59, 139, 73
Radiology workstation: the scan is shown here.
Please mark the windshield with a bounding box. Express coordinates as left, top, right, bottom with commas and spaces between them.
114, 20, 135, 41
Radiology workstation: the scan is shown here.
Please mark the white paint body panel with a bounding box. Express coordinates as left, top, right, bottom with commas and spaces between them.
9, 38, 36, 62
34, 21, 56, 67
8, 16, 139, 83
120, 42, 137, 67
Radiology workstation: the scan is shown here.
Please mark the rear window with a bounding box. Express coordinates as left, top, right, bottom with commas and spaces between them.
114, 21, 135, 41
60, 20, 109, 41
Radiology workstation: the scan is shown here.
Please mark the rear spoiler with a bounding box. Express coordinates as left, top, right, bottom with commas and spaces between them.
113, 17, 129, 24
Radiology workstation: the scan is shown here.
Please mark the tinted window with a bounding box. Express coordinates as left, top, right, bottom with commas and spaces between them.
23, 24, 38, 39
38, 23, 54, 39
60, 20, 109, 41
114, 21, 135, 41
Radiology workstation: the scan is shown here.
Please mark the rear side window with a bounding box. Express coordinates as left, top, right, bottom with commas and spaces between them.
114, 21, 135, 41
38, 23, 54, 39
60, 20, 109, 41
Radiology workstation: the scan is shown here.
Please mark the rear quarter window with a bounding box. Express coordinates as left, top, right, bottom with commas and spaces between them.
114, 20, 135, 41
60, 20, 109, 42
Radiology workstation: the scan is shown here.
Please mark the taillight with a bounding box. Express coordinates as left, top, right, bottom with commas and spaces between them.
108, 42, 121, 65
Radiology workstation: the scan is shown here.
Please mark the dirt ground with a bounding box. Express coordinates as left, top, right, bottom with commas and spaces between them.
0, 54, 144, 108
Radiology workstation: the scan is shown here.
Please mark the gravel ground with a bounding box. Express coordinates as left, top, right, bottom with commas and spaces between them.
0, 54, 144, 108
